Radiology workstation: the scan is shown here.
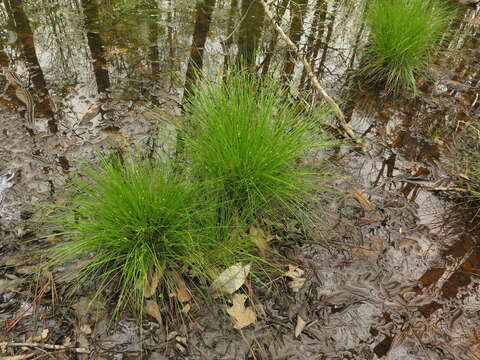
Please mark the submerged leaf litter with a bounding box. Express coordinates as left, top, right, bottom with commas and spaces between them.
0, 0, 479, 359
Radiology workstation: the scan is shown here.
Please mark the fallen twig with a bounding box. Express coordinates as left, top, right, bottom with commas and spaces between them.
259, 0, 364, 148
0, 342, 89, 354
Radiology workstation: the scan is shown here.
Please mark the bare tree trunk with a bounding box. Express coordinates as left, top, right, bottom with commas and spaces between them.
283, 0, 307, 82
261, 0, 289, 76
81, 0, 111, 93
237, 0, 265, 68
184, 0, 216, 98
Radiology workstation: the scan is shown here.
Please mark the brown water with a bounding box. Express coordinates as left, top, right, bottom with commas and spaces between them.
0, 0, 479, 359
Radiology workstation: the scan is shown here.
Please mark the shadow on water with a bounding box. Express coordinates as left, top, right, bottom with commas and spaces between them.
0, 0, 479, 358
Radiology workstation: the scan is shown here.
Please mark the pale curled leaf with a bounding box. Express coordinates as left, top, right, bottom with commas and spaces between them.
294, 315, 307, 338
145, 300, 162, 324
285, 265, 306, 293
211, 263, 251, 295
144, 267, 164, 298
226, 293, 256, 330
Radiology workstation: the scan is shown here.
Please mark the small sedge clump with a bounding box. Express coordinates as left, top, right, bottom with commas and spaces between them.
360, 0, 452, 94
183, 71, 334, 226
45, 155, 257, 316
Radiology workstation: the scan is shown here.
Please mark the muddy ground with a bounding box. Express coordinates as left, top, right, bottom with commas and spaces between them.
1, 1, 480, 359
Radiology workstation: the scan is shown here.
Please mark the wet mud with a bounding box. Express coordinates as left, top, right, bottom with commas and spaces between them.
0, 0, 479, 359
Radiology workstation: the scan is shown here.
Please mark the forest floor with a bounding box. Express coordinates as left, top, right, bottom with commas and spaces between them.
1, 33, 480, 360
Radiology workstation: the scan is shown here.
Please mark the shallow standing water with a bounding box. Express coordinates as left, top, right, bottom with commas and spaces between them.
0, 0, 479, 359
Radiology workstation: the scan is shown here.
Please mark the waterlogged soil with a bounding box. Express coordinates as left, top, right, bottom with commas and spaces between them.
0, 1, 479, 359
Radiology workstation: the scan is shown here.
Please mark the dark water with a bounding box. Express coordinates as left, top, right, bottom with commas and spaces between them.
0, 0, 480, 359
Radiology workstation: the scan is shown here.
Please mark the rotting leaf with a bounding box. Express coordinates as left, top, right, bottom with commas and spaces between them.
226, 293, 256, 330
145, 299, 162, 324
351, 188, 376, 211
294, 315, 307, 338
285, 265, 306, 293
211, 263, 251, 295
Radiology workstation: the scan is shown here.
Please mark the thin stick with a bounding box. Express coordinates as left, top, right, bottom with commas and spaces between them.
259, 0, 362, 146
0, 342, 89, 354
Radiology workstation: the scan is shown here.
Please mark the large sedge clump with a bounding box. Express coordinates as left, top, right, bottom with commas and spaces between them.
46, 155, 255, 315
183, 72, 333, 225
360, 0, 452, 94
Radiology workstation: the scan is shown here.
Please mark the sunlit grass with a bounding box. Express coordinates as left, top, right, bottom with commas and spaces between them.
44, 154, 262, 317
183, 71, 335, 226
360, 0, 452, 94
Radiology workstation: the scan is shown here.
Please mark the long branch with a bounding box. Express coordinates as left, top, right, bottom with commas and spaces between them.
259, 0, 361, 145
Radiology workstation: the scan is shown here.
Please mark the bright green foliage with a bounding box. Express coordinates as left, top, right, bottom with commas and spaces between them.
361, 0, 452, 94
46, 155, 257, 316
184, 72, 333, 224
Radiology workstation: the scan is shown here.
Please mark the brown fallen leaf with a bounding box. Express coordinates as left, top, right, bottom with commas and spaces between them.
174, 277, 192, 303
145, 300, 162, 324
285, 265, 306, 293
351, 188, 375, 211
144, 267, 163, 298
79, 104, 100, 125
211, 263, 251, 295
294, 315, 307, 338
226, 293, 256, 330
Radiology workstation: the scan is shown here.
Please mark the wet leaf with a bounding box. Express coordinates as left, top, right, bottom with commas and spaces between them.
145, 299, 162, 324
294, 315, 307, 338
285, 265, 306, 293
351, 188, 376, 211
226, 293, 256, 330
80, 104, 100, 125
211, 263, 251, 295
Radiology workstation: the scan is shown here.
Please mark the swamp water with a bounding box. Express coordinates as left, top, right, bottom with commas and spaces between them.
0, 0, 479, 359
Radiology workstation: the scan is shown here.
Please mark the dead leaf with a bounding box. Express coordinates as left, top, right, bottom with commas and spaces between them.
80, 104, 100, 125
109, 47, 129, 55
285, 265, 306, 293
294, 315, 307, 338
181, 304, 191, 314
0, 354, 35, 360
226, 293, 256, 330
211, 263, 251, 295
145, 300, 162, 324
351, 188, 375, 211
175, 278, 192, 303
249, 226, 275, 256
144, 267, 163, 298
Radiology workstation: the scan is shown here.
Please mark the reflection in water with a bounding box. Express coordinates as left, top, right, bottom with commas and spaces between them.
283, 0, 308, 82
81, 0, 110, 93
184, 0, 216, 97
3, 0, 57, 133
237, 0, 264, 67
